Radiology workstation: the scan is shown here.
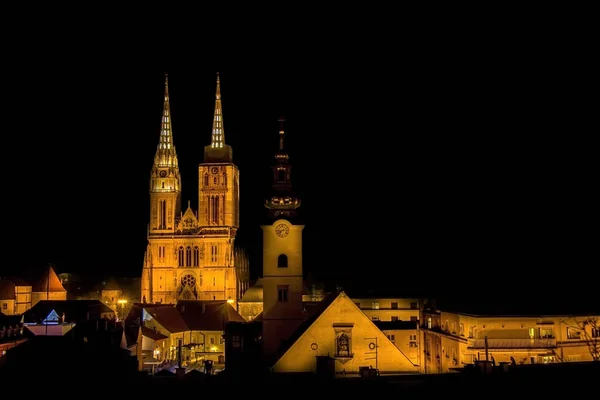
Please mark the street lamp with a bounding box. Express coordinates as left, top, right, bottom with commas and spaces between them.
117, 299, 128, 320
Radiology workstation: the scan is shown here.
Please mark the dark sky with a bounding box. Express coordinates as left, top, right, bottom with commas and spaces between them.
3, 35, 595, 302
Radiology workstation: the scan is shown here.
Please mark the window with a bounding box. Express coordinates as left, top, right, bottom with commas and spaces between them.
592, 327, 600, 338
427, 317, 432, 329
541, 327, 553, 338
277, 286, 289, 302
178, 247, 184, 267
2, 303, 6, 310
186, 246, 192, 266
391, 302, 398, 309
211, 245, 218, 262
277, 254, 288, 268
459, 323, 465, 336
372, 316, 380, 321
410, 302, 418, 309
410, 334, 417, 341
410, 316, 418, 322
210, 337, 215, 344
372, 302, 379, 310
193, 246, 200, 266
387, 334, 395, 343
391, 316, 398, 321
468, 325, 474, 338
567, 327, 582, 339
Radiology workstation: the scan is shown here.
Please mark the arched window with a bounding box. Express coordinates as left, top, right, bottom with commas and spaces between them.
186, 246, 192, 267
178, 247, 184, 267
193, 246, 200, 266
277, 254, 288, 268
204, 174, 209, 186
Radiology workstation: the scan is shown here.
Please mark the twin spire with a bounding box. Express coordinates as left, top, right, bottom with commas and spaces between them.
154, 73, 232, 166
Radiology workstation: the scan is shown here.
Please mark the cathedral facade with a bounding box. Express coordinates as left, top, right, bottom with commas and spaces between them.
140, 74, 249, 308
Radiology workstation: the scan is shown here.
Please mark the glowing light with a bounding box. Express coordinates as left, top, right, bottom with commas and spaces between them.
227, 299, 234, 304
117, 299, 128, 305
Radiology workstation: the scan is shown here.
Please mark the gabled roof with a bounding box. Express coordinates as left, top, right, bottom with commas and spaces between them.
32, 266, 66, 293
22, 300, 115, 323
143, 305, 188, 333
141, 325, 168, 340
275, 291, 341, 357
176, 300, 245, 331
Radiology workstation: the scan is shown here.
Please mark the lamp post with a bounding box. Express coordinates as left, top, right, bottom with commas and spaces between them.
117, 299, 128, 320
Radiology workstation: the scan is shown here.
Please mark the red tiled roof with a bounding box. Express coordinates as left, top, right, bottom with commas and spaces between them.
32, 266, 66, 293
176, 300, 245, 331
144, 305, 188, 333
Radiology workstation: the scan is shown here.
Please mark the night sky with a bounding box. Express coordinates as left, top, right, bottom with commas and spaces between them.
4, 39, 595, 303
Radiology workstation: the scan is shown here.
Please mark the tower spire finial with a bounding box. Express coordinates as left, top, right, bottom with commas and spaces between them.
278, 117, 285, 151
211, 72, 224, 148
204, 72, 232, 162
153, 73, 178, 168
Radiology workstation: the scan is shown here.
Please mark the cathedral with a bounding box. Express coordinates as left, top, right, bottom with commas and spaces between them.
140, 74, 249, 308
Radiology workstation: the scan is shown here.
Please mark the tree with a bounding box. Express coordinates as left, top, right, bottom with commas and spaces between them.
554, 316, 600, 362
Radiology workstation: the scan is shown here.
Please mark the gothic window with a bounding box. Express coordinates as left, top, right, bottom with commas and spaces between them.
193, 246, 200, 266
223, 173, 227, 185
159, 200, 166, 229
277, 254, 288, 268
181, 274, 196, 287
186, 246, 192, 267
178, 247, 184, 267
336, 333, 350, 357
204, 174, 209, 186
213, 177, 217, 184
277, 169, 286, 182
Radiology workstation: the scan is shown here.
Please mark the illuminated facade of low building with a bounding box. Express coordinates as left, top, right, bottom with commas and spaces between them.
127, 300, 245, 371
0, 267, 66, 315
140, 74, 249, 308
422, 307, 600, 374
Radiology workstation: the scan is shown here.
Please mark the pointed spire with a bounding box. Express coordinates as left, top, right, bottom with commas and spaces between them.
204, 72, 233, 162
211, 72, 225, 149
154, 73, 179, 168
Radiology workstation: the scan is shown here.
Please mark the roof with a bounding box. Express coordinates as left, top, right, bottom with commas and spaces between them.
4, 276, 30, 287
0, 280, 15, 300
239, 280, 263, 302
32, 266, 66, 293
22, 300, 115, 323
275, 291, 341, 358
433, 297, 600, 317
176, 300, 245, 330
141, 325, 168, 340
0, 312, 23, 327
143, 305, 188, 333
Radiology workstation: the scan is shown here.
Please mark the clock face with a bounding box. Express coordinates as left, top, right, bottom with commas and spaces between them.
159, 170, 167, 177
211, 167, 219, 174
275, 223, 290, 238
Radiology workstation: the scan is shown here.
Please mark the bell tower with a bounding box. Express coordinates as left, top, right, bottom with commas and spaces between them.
149, 74, 182, 233
261, 117, 304, 359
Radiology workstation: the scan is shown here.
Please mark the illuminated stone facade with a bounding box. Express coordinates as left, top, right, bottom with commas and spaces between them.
272, 292, 419, 375
422, 308, 600, 373
140, 74, 249, 308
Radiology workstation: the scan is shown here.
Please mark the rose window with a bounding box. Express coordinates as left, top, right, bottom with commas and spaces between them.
181, 274, 196, 287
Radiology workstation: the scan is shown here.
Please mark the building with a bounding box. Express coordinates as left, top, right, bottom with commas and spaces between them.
422, 304, 600, 374
31, 266, 67, 307
140, 74, 249, 308
125, 300, 245, 372
0, 266, 67, 315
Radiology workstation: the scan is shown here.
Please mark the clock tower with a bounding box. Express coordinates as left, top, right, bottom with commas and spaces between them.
261, 118, 304, 359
